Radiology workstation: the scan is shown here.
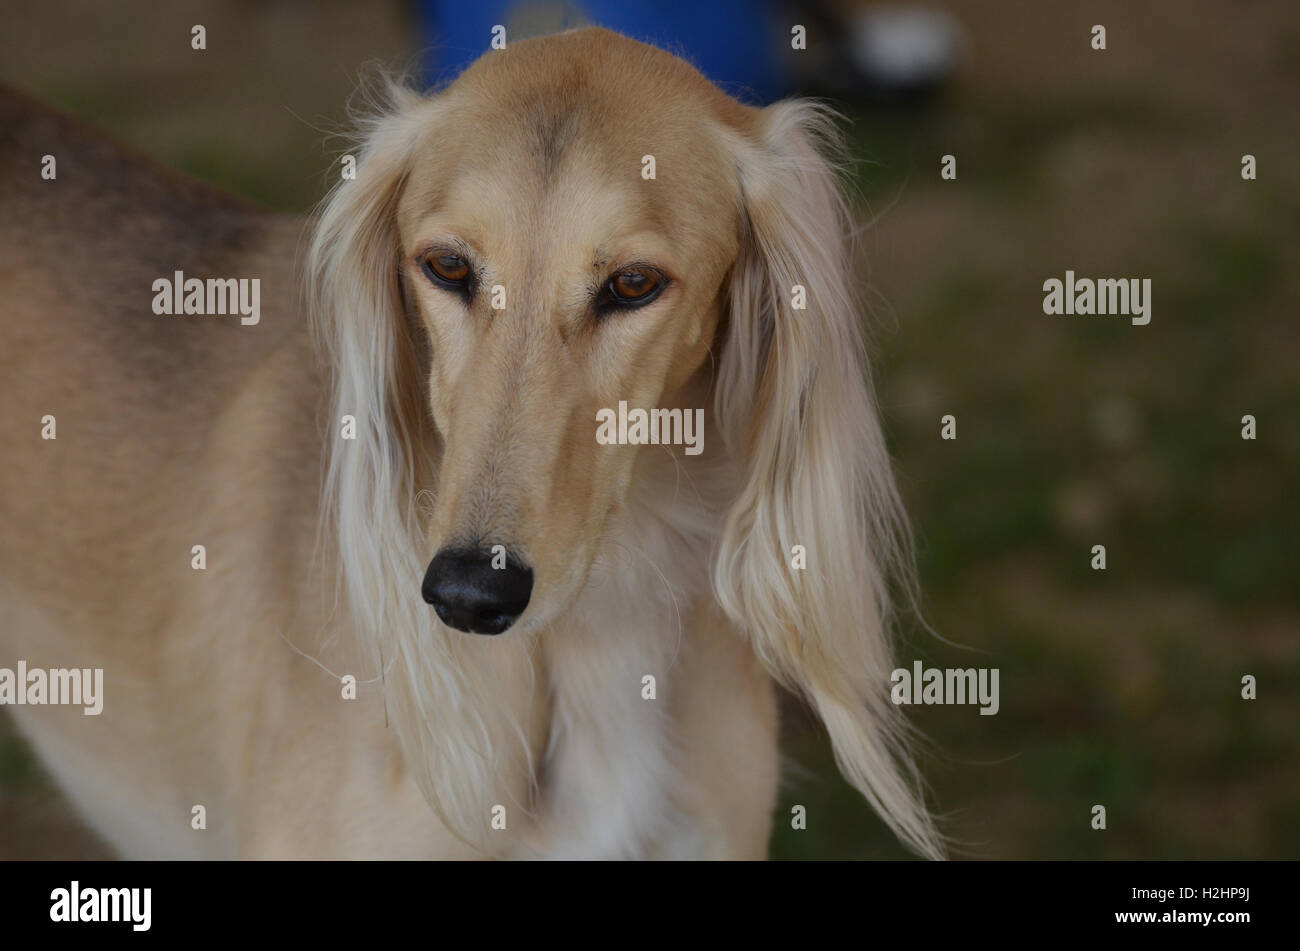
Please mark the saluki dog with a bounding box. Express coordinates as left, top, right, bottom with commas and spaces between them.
0, 27, 942, 859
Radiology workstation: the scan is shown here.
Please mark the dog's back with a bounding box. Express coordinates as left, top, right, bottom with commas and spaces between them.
0, 85, 317, 643
0, 85, 307, 422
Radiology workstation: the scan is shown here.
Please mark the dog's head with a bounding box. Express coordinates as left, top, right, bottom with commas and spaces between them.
310, 28, 942, 858
394, 35, 748, 636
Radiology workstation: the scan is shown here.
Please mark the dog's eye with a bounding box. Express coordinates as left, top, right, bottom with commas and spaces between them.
422, 252, 471, 289
604, 268, 666, 307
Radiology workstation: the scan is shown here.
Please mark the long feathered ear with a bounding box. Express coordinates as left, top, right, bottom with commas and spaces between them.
309, 79, 436, 503
713, 101, 945, 859
307, 79, 439, 672
307, 80, 535, 848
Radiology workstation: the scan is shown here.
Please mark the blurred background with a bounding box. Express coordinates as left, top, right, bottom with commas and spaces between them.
1, 0, 1296, 859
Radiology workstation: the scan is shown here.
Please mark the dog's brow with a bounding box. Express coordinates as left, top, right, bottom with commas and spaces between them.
532, 109, 582, 183
410, 228, 481, 259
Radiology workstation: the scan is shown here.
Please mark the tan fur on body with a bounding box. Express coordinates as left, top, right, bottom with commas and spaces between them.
0, 28, 941, 859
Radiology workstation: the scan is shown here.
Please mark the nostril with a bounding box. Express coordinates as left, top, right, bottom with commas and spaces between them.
421, 545, 533, 635
476, 611, 512, 635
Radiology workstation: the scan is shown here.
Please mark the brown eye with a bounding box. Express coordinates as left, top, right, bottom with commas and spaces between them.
423, 252, 471, 288
606, 268, 665, 306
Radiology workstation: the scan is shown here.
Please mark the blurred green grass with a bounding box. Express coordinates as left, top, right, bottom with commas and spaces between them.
2, 0, 1297, 860
766, 13, 1299, 856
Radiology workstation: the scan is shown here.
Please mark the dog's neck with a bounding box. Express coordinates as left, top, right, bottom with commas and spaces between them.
524, 429, 732, 857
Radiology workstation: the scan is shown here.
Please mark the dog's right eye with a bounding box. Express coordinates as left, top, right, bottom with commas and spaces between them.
422, 253, 471, 290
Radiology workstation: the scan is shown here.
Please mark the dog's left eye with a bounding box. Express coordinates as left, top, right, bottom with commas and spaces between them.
601, 268, 667, 309
422, 252, 471, 290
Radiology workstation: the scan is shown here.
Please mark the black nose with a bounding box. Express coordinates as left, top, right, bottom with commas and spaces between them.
421, 546, 533, 635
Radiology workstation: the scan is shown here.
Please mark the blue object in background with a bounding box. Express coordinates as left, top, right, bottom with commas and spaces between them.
416, 0, 790, 104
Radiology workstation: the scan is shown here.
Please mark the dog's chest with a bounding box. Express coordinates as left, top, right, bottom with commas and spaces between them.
527, 550, 709, 858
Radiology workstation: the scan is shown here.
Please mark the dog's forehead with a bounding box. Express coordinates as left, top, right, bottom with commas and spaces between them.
453, 27, 748, 127
401, 30, 749, 258
454, 35, 739, 173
